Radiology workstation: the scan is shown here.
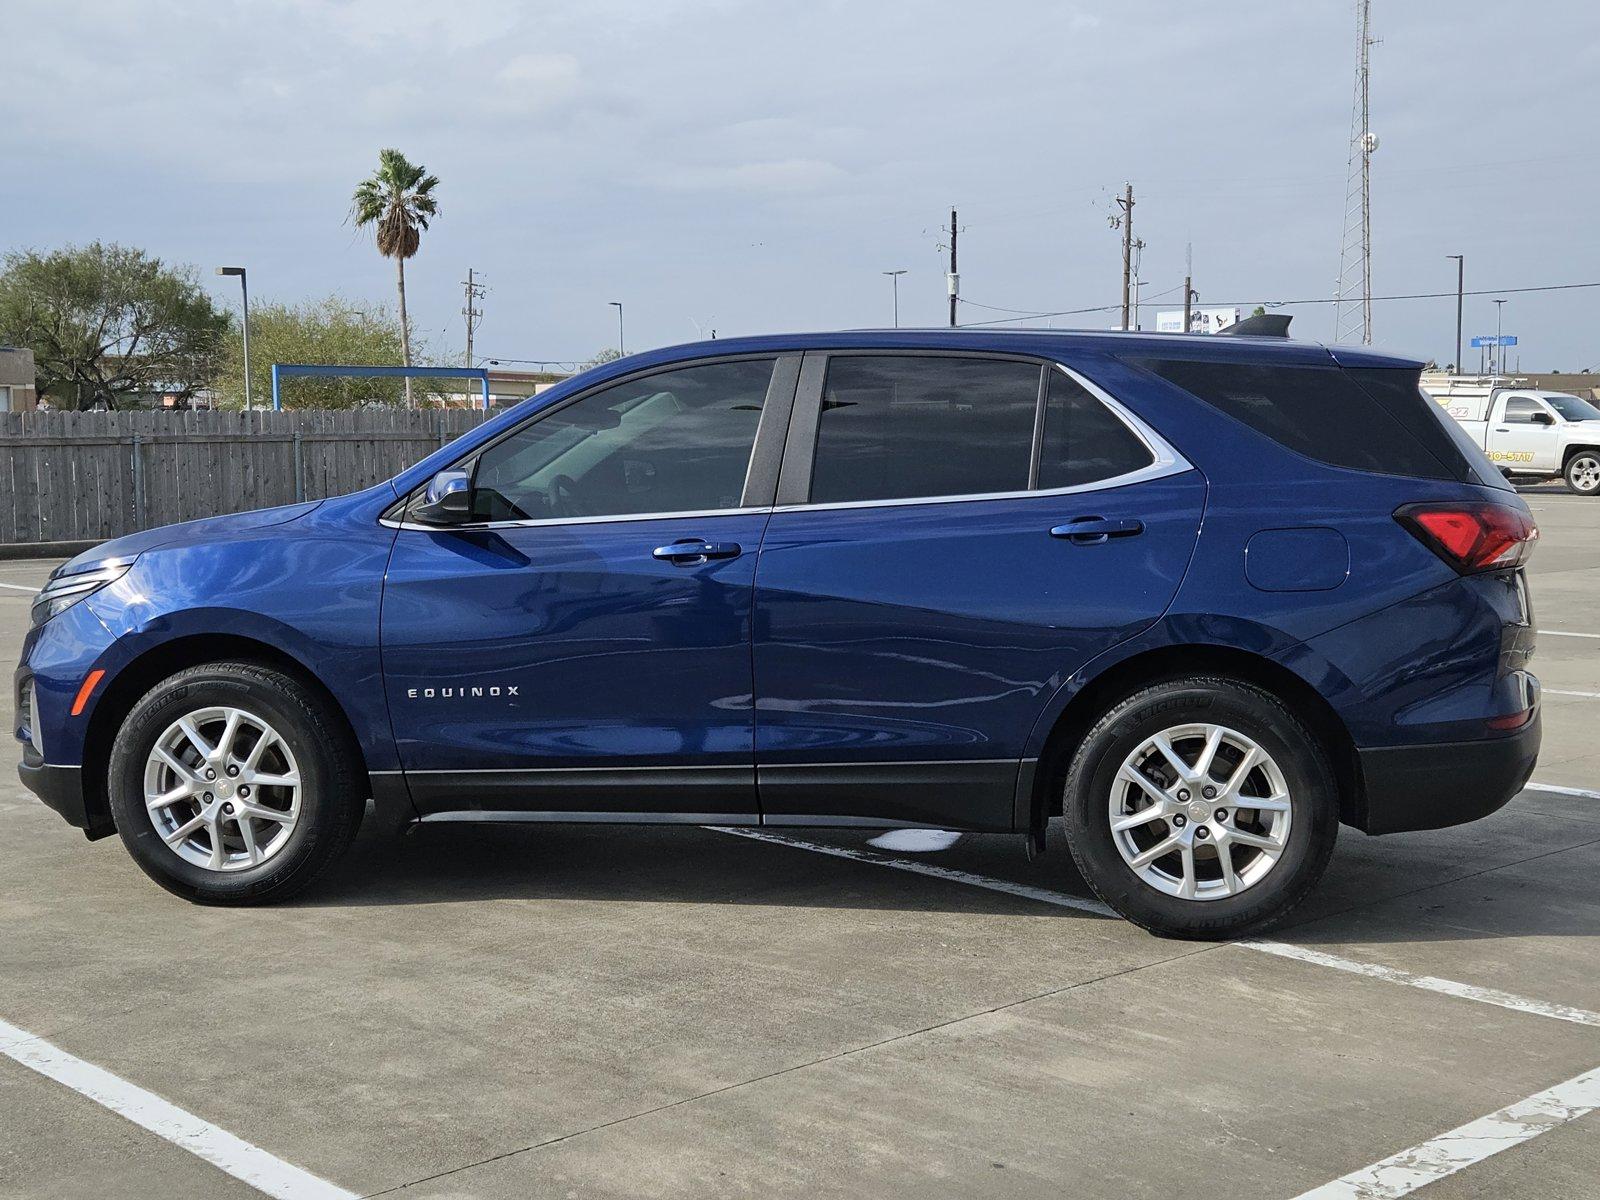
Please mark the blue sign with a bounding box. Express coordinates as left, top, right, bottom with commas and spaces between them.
1471, 335, 1518, 348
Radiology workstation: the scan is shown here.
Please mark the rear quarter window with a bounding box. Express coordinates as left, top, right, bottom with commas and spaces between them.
1130, 358, 1482, 483
1037, 369, 1154, 488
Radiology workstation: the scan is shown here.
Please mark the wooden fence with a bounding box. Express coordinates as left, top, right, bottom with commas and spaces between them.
0, 409, 493, 551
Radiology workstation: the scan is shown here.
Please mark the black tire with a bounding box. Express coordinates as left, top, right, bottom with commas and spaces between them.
107, 662, 364, 904
1564, 451, 1600, 496
1062, 676, 1339, 940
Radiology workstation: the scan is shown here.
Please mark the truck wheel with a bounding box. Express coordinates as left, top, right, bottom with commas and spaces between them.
107, 662, 364, 905
1062, 677, 1339, 940
1564, 452, 1600, 495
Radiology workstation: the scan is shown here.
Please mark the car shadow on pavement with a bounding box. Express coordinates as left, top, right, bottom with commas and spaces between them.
286, 817, 1600, 953
290, 822, 1121, 921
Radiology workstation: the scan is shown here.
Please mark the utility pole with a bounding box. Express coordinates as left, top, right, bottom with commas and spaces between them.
946, 208, 960, 327
1446, 254, 1463, 374
461, 268, 485, 405
1131, 238, 1147, 331
1117, 184, 1135, 331
1183, 243, 1195, 333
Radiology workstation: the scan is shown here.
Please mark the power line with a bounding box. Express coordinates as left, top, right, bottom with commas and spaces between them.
1220, 280, 1600, 308
955, 278, 1600, 328
479, 356, 590, 370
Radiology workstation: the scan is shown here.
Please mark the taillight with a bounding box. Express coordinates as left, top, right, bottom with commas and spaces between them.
1395, 502, 1539, 574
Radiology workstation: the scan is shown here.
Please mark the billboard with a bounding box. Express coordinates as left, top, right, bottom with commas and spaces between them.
1156, 307, 1241, 334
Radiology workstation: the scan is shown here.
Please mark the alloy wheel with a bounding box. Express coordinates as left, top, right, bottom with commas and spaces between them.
1108, 722, 1292, 901
1570, 455, 1600, 493
142, 706, 302, 872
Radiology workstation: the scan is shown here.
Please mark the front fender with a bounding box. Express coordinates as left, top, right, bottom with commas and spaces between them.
76, 494, 401, 770
80, 606, 397, 772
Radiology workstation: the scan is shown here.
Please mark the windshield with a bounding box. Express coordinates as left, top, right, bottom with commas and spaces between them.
1544, 393, 1600, 422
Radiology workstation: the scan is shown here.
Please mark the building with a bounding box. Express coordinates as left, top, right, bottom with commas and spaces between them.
485, 366, 569, 406
0, 346, 39, 412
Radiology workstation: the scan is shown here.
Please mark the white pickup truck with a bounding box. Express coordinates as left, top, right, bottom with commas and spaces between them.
1433, 387, 1600, 495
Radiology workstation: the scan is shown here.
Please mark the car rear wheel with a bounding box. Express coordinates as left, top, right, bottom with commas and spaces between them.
107, 662, 363, 904
1062, 676, 1339, 940
1564, 452, 1600, 495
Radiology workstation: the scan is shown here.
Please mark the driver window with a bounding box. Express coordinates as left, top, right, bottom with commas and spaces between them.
1502, 397, 1543, 424
470, 359, 776, 522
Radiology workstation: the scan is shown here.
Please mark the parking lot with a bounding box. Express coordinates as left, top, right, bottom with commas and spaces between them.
2, 490, 1599, 1200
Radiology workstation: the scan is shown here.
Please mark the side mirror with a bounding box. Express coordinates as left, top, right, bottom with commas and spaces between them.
1532, 411, 1556, 426
412, 468, 473, 525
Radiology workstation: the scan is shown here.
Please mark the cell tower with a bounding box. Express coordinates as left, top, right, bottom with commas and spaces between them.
1334, 0, 1377, 344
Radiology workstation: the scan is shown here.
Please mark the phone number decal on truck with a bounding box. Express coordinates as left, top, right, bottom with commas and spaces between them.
1488, 450, 1537, 464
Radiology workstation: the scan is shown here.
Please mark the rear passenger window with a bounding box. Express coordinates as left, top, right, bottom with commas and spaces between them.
1038, 370, 1154, 488
809, 356, 1040, 503
1134, 359, 1457, 481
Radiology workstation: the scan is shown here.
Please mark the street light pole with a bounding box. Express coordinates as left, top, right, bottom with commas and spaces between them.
608, 301, 625, 356
1446, 255, 1463, 375
882, 270, 907, 328
1494, 299, 1506, 378
215, 266, 251, 410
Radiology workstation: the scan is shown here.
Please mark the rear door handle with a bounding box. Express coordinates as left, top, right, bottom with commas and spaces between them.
1049, 517, 1145, 545
652, 538, 742, 565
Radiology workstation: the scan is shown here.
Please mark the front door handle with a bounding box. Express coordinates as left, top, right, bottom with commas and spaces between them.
1049, 517, 1145, 545
652, 538, 742, 565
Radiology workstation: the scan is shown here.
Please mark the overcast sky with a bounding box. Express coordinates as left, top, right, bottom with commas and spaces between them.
7, 1, 1599, 371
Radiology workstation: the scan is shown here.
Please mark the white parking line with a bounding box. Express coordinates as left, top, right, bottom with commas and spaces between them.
708, 828, 1600, 1027
708, 826, 1114, 916
0, 581, 38, 593
1290, 1064, 1600, 1199
1527, 782, 1600, 800
0, 1016, 357, 1200
1543, 629, 1600, 639
1545, 688, 1600, 699
1246, 941, 1600, 1028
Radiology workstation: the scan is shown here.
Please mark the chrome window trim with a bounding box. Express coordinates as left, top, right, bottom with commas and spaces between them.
381, 504, 770, 533
775, 363, 1189, 515
384, 360, 1189, 530
383, 351, 793, 530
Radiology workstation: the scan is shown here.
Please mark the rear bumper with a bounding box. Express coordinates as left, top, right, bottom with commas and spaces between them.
17, 757, 113, 839
1355, 712, 1540, 834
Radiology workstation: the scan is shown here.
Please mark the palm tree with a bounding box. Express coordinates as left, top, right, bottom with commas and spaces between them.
350, 148, 439, 407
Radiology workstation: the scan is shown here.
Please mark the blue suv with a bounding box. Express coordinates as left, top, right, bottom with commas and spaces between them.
14, 327, 1541, 938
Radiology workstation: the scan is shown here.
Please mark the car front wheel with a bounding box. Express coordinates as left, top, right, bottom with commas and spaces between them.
1062, 676, 1339, 940
107, 662, 363, 904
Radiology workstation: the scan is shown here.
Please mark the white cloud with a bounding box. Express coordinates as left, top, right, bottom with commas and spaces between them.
490, 53, 584, 113
648, 158, 849, 193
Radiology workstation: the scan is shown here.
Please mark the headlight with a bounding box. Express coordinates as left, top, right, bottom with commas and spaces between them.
31, 559, 134, 628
